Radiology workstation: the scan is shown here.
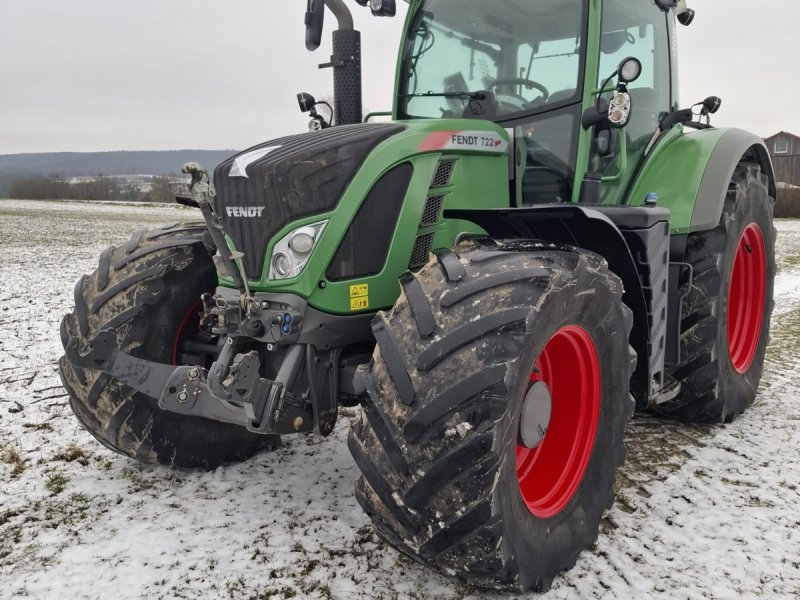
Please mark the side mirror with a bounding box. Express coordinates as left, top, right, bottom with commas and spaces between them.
701, 96, 722, 116
305, 0, 325, 51
297, 92, 317, 113
593, 128, 619, 158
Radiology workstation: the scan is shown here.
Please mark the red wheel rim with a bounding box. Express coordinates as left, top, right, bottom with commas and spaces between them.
727, 224, 766, 374
171, 299, 204, 365
516, 325, 601, 519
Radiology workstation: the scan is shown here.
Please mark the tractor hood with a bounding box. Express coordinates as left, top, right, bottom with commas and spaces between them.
213, 123, 404, 279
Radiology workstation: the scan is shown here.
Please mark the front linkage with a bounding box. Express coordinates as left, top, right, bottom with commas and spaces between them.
66, 164, 342, 438
65, 313, 330, 436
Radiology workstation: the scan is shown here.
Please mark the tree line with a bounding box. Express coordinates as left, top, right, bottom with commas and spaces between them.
7, 175, 184, 203
6, 172, 800, 217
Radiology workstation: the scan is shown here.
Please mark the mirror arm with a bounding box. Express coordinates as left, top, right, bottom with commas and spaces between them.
582, 103, 610, 129
659, 108, 694, 132
600, 134, 627, 183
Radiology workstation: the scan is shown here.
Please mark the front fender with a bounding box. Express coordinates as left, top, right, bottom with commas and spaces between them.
444, 204, 664, 406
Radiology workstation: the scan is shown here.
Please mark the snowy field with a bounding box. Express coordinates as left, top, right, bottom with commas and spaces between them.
1, 199, 799, 600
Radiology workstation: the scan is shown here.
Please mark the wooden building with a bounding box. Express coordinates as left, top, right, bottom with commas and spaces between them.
764, 131, 800, 186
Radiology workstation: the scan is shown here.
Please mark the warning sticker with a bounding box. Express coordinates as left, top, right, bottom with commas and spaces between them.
350, 284, 369, 311
350, 284, 369, 298
350, 297, 370, 311
419, 130, 508, 154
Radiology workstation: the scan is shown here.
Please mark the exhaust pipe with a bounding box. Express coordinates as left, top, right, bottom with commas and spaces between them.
320, 0, 362, 125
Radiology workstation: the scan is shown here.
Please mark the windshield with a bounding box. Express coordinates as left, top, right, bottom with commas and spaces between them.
398, 0, 586, 121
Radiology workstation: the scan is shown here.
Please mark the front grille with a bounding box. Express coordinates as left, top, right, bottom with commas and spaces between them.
421, 195, 445, 226
409, 233, 434, 269
325, 163, 413, 282
431, 159, 456, 188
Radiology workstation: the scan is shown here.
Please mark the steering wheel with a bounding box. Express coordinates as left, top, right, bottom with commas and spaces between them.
488, 78, 550, 110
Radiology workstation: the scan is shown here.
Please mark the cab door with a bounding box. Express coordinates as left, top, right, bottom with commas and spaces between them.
592, 0, 673, 204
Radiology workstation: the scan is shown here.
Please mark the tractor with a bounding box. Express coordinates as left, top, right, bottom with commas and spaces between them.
60, 0, 776, 592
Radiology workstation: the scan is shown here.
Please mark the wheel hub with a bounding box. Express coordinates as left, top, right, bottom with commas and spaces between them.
519, 381, 552, 449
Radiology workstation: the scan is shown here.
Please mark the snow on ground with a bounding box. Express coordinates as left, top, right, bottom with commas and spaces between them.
0, 200, 798, 600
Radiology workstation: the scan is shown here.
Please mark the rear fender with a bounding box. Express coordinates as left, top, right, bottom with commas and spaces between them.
627, 127, 775, 235
690, 129, 775, 231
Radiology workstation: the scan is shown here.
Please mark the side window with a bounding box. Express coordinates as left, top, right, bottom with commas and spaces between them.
515, 105, 581, 205
516, 37, 582, 105
595, 1, 671, 202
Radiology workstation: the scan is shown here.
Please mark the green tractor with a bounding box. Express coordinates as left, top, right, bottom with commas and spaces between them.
60, 0, 776, 592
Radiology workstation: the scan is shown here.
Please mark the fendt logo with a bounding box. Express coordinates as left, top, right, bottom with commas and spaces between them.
226, 206, 265, 218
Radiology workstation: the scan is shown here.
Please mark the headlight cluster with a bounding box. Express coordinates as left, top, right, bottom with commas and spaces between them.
269, 221, 328, 280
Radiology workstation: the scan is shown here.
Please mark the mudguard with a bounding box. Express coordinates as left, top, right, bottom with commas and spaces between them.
628, 127, 775, 234
445, 204, 670, 406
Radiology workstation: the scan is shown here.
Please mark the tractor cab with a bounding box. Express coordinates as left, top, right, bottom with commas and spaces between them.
396, 0, 676, 206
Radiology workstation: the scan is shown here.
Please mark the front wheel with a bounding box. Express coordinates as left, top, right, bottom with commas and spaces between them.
59, 223, 277, 469
348, 241, 635, 592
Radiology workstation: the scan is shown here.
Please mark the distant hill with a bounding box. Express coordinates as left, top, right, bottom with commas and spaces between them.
0, 150, 237, 195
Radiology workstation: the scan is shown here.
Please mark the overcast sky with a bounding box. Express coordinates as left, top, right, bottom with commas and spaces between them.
1, 0, 798, 154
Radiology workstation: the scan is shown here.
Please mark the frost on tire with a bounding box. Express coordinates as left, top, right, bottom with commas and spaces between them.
348, 240, 636, 592
58, 223, 277, 469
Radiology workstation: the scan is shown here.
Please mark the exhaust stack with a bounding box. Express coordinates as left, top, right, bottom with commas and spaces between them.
306, 0, 363, 126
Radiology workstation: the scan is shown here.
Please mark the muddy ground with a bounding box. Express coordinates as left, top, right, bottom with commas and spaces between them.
1, 200, 798, 599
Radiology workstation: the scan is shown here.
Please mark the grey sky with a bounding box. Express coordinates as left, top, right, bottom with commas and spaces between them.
1, 0, 798, 154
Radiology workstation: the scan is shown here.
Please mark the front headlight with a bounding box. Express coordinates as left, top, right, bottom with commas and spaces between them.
269, 221, 328, 280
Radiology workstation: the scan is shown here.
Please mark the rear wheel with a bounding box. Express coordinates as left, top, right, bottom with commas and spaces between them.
660, 164, 776, 422
348, 241, 635, 592
59, 223, 277, 469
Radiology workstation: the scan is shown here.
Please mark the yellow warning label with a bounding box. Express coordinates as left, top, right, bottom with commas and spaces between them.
350, 284, 369, 298
350, 297, 370, 311
350, 284, 369, 311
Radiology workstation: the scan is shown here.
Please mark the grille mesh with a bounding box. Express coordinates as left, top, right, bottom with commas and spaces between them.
409, 234, 434, 269
421, 195, 445, 226
431, 159, 456, 188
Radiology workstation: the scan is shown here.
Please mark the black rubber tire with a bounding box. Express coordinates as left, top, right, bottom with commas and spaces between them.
659, 164, 776, 423
59, 223, 278, 469
348, 240, 635, 592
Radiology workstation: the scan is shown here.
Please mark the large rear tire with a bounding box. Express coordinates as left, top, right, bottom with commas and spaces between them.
348, 241, 635, 592
59, 223, 277, 469
659, 164, 776, 422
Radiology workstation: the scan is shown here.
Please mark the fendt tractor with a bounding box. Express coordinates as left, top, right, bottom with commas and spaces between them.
60, 0, 776, 592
